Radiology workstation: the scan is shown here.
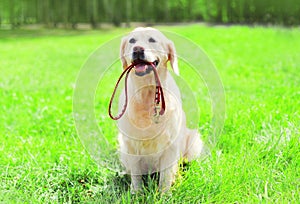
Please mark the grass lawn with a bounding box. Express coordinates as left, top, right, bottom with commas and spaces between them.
0, 24, 299, 203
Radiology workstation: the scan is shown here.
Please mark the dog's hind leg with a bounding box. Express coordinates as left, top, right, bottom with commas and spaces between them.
184, 129, 205, 161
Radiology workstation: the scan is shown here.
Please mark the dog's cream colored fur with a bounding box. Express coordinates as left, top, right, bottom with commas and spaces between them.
117, 27, 203, 192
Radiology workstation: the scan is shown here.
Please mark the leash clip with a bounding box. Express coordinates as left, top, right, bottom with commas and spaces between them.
153, 104, 161, 124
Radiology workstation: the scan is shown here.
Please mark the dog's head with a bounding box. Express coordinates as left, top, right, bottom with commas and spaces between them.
120, 27, 179, 79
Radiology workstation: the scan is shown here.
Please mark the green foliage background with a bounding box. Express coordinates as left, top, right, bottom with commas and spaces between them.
0, 0, 300, 28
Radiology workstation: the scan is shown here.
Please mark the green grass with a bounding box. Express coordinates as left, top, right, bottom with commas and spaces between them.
0, 24, 299, 203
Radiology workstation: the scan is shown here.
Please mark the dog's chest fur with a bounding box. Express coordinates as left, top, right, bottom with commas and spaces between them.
118, 86, 181, 155
127, 86, 157, 128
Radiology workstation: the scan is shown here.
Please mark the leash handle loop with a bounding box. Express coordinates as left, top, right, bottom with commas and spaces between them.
108, 65, 133, 120
108, 62, 165, 120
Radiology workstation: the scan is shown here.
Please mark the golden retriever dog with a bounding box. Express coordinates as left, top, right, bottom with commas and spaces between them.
117, 27, 204, 192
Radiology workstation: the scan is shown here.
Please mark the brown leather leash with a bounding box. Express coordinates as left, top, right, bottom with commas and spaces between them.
108, 62, 165, 120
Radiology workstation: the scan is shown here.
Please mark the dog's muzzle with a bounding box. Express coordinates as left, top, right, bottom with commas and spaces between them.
132, 46, 159, 76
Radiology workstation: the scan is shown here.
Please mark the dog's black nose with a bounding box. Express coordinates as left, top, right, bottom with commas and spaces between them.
132, 46, 145, 60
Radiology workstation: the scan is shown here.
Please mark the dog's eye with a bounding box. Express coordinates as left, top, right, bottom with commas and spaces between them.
149, 37, 156, 43
129, 38, 136, 44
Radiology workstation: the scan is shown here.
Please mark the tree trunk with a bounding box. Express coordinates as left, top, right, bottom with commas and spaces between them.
43, 0, 50, 27
64, 0, 69, 28
9, 0, 15, 28
216, 0, 223, 23
126, 0, 131, 27
90, 0, 98, 28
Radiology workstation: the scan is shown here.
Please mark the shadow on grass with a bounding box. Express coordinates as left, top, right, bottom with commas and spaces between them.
53, 162, 193, 202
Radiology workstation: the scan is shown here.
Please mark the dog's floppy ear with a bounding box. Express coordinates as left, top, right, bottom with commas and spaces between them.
120, 37, 128, 69
167, 40, 179, 75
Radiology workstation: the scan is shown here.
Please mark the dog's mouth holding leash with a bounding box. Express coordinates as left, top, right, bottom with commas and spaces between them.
133, 59, 159, 77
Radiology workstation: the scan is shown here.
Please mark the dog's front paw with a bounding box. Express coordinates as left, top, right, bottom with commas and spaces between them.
158, 164, 177, 193
130, 183, 143, 194
130, 175, 143, 194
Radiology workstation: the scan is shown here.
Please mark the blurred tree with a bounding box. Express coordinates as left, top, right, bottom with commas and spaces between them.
215, 0, 223, 22
88, 0, 98, 28
42, 0, 50, 27
0, 1, 2, 27
9, 0, 16, 28
125, 0, 131, 27
70, 0, 79, 29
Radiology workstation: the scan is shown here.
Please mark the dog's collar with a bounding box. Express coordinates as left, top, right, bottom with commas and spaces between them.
108, 61, 165, 121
